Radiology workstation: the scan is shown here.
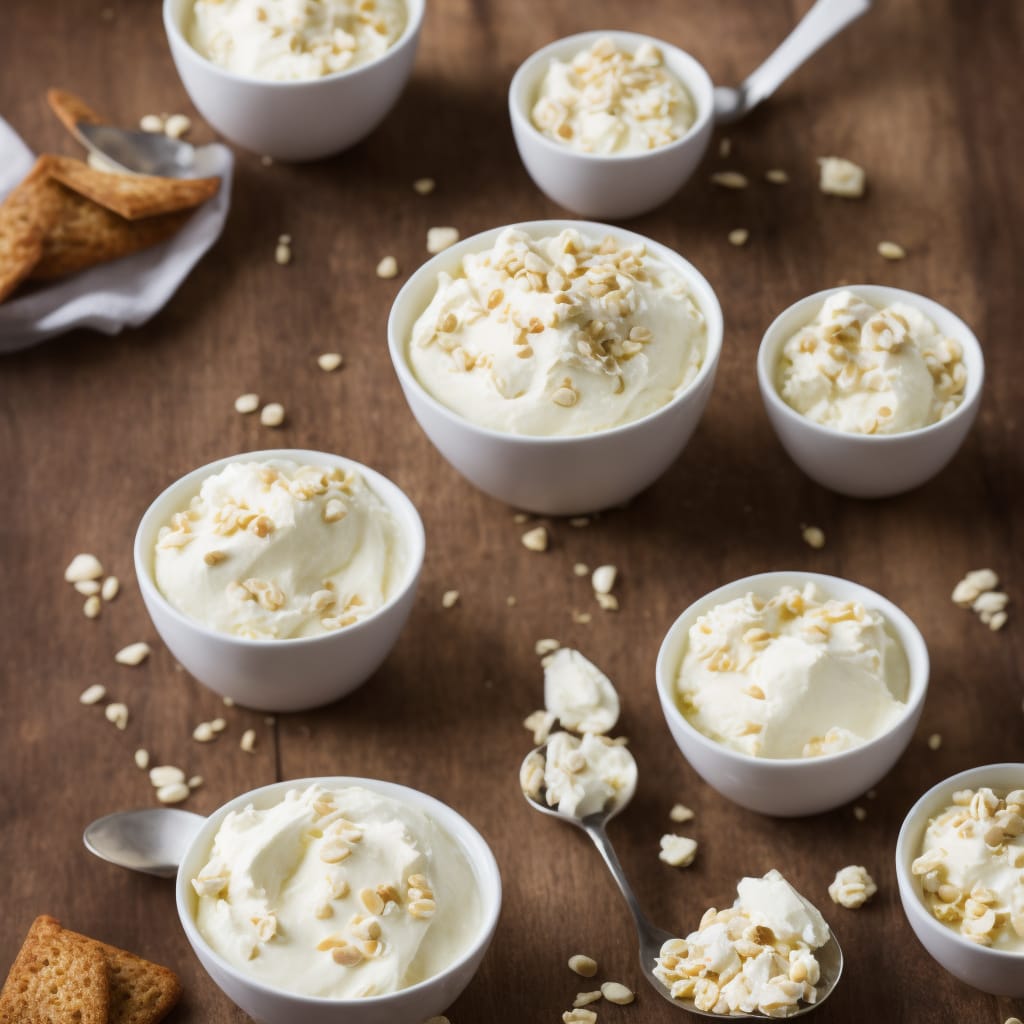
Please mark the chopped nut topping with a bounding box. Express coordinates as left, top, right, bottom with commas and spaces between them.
413, 177, 436, 195
234, 392, 260, 414
521, 526, 549, 552
568, 954, 598, 977
669, 803, 695, 823
318, 352, 343, 372
376, 256, 398, 279
441, 589, 460, 609
710, 170, 749, 189
260, 402, 286, 427
878, 240, 907, 261
79, 684, 106, 705
65, 553, 104, 583
818, 156, 866, 197
115, 642, 151, 667
105, 702, 129, 730
427, 226, 459, 254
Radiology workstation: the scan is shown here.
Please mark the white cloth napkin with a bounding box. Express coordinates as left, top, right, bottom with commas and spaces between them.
0, 118, 233, 353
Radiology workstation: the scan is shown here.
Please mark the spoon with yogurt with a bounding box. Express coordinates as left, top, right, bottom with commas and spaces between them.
520, 741, 843, 1018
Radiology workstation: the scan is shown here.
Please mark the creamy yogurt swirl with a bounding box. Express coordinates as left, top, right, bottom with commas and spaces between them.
408, 226, 706, 436
191, 784, 481, 998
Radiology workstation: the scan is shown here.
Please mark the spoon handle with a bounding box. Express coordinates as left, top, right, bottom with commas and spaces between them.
719, 0, 872, 123
582, 821, 667, 949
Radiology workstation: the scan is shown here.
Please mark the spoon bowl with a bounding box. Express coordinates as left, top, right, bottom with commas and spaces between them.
520, 745, 843, 1017
83, 808, 205, 878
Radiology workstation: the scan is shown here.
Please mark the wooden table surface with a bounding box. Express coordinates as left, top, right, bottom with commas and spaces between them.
1, 0, 1022, 1021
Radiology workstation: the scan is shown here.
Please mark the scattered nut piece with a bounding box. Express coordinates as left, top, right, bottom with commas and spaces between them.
563, 1011, 597, 1024
669, 803, 694, 823
591, 565, 617, 595
376, 256, 398, 279
572, 610, 592, 625
818, 156, 866, 197
521, 526, 549, 552
139, 113, 165, 133
115, 642, 151, 666
241, 728, 257, 753
210, 717, 226, 732
79, 684, 107, 705
235, 392, 260, 414
426, 226, 459, 254
223, 696, 235, 707
156, 782, 190, 804
765, 168, 789, 184
101, 576, 120, 601
573, 991, 602, 1008
828, 864, 878, 908
596, 593, 619, 611
149, 765, 185, 787
927, 733, 943, 751
105, 702, 129, 730
727, 228, 749, 246
413, 177, 436, 195
187, 775, 203, 790
260, 402, 286, 427
878, 240, 907, 261
573, 563, 590, 577
659, 834, 698, 867
569, 517, 591, 528
802, 524, 826, 549
568, 954, 598, 978
65, 553, 104, 583
513, 512, 529, 524
193, 721, 216, 743
711, 170, 749, 189
441, 589, 460, 609
75, 580, 101, 596
164, 113, 192, 139
989, 610, 1008, 631
134, 748, 150, 770
535, 638, 560, 656
318, 352, 343, 372
84, 595, 102, 619
274, 236, 292, 265
718, 137, 732, 158
506, 595, 517, 607
853, 805, 868, 821
601, 981, 635, 1005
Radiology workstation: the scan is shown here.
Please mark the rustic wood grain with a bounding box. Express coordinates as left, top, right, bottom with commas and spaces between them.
1, 1, 1022, 1021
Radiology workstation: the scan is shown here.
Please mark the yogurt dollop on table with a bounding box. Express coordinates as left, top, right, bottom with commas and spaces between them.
188, 0, 406, 81
655, 869, 831, 1016
777, 290, 967, 435
154, 459, 405, 639
532, 36, 696, 154
191, 784, 481, 998
913, 785, 1024, 951
675, 583, 909, 758
409, 226, 707, 436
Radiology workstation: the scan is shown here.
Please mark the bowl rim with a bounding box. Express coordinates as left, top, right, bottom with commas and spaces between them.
133, 448, 425, 648
175, 775, 503, 1004
163, 0, 425, 89
508, 28, 715, 164
756, 283, 986, 445
655, 570, 930, 768
895, 761, 1024, 961
387, 218, 724, 446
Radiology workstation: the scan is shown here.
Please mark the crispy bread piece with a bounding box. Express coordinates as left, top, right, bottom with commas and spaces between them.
45, 155, 220, 220
0, 158, 63, 302
30, 181, 191, 280
62, 929, 182, 1024
46, 88, 106, 135
0, 915, 110, 1024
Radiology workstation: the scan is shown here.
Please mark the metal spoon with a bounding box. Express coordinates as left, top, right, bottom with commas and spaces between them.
713, 0, 872, 123
83, 808, 205, 878
520, 745, 843, 1018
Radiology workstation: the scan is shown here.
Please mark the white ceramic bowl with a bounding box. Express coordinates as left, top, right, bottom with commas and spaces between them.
163, 0, 424, 160
655, 571, 929, 817
387, 219, 723, 516
134, 449, 424, 711
508, 30, 715, 219
757, 285, 984, 498
896, 763, 1024, 996
176, 776, 502, 1024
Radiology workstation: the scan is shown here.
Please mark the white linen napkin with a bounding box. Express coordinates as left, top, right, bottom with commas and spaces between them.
0, 117, 233, 353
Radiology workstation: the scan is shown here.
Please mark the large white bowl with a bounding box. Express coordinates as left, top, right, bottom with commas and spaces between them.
655, 571, 929, 817
134, 449, 424, 711
896, 763, 1024, 997
176, 776, 502, 1024
163, 0, 424, 160
757, 285, 984, 498
387, 219, 723, 516
508, 30, 715, 220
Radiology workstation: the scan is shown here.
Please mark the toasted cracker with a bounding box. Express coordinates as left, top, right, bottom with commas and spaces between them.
0, 158, 64, 303
62, 929, 182, 1024
45, 155, 219, 220
46, 88, 106, 136
0, 915, 110, 1024
30, 181, 191, 281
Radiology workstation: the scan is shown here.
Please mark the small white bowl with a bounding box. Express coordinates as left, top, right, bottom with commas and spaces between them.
387, 219, 723, 516
896, 763, 1024, 996
757, 285, 984, 498
176, 776, 502, 1024
508, 30, 715, 219
134, 449, 424, 712
655, 571, 929, 817
163, 0, 424, 160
